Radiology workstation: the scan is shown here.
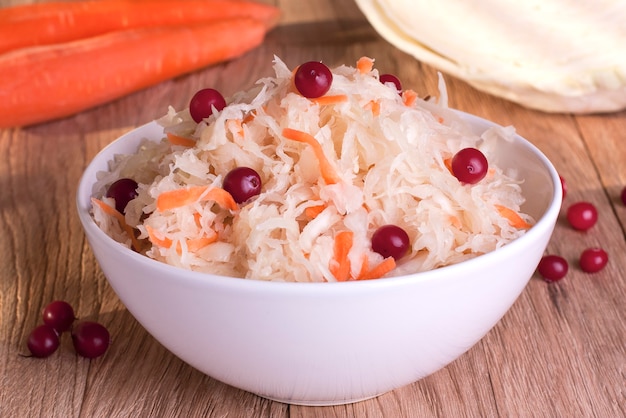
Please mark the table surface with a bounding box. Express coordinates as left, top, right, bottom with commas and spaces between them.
1, 1, 625, 417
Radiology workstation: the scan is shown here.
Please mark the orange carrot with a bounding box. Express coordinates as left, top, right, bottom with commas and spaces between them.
357, 255, 370, 280
167, 132, 196, 147
443, 157, 453, 174
226, 119, 245, 138
193, 212, 203, 228
0, 0, 280, 55
175, 234, 218, 254
448, 215, 463, 229
145, 225, 173, 248
365, 100, 381, 116
184, 234, 218, 253
402, 89, 418, 107
304, 204, 326, 219
242, 111, 257, 124
146, 225, 218, 253
282, 128, 341, 185
289, 65, 300, 93
311, 95, 349, 106
156, 186, 238, 212
91, 197, 141, 250
495, 205, 532, 229
329, 231, 353, 282
357, 257, 396, 280
0, 18, 270, 128
356, 56, 374, 74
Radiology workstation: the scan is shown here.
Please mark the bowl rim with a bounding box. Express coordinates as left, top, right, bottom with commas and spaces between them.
76, 112, 562, 293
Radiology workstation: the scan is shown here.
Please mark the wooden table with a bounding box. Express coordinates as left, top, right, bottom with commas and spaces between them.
1, 1, 625, 416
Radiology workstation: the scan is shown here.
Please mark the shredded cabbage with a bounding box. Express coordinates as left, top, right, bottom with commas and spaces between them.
92, 56, 533, 282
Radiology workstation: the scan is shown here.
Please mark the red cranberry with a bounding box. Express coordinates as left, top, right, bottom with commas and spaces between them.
189, 88, 226, 123
105, 178, 138, 214
537, 255, 568, 282
72, 321, 110, 359
379, 73, 402, 93
451, 148, 488, 184
42, 300, 76, 333
566, 201, 598, 231
222, 167, 262, 204
294, 61, 333, 98
371, 224, 410, 260
26, 325, 60, 358
579, 248, 608, 273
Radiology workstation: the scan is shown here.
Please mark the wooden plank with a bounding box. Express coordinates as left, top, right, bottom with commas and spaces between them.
0, 0, 624, 416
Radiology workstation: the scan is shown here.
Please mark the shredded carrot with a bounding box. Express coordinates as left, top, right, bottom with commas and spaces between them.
357, 255, 370, 279
145, 225, 173, 248
356, 56, 374, 74
91, 197, 124, 223
146, 225, 218, 254
402, 89, 418, 107
156, 186, 238, 212
176, 234, 218, 254
157, 187, 208, 211
91, 197, 141, 250
193, 211, 203, 228
357, 257, 396, 280
289, 65, 300, 93
167, 132, 196, 147
311, 94, 348, 106
304, 204, 326, 219
242, 111, 256, 124
448, 215, 463, 229
495, 205, 532, 229
226, 118, 244, 138
329, 231, 353, 282
437, 116, 444, 124
365, 100, 381, 116
443, 157, 453, 174
282, 128, 341, 185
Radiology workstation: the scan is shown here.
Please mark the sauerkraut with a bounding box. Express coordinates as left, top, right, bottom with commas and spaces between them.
91, 56, 533, 282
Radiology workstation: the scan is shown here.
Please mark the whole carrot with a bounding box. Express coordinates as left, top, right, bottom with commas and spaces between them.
0, 18, 268, 128
0, 0, 280, 55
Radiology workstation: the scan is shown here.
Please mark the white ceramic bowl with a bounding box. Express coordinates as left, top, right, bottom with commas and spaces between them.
76, 112, 561, 406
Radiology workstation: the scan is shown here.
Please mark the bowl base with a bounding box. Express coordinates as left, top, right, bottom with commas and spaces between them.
258, 391, 386, 406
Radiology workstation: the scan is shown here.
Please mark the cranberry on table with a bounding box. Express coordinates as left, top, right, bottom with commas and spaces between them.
579, 248, 608, 273
371, 224, 410, 260
566, 201, 598, 231
223, 167, 262, 204
294, 61, 333, 98
537, 255, 568, 282
189, 88, 226, 123
451, 147, 488, 184
379, 73, 402, 93
72, 321, 110, 359
42, 300, 76, 333
105, 178, 138, 214
27, 324, 60, 358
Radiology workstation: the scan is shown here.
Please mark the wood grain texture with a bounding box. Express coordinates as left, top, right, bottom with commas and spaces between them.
1, 0, 625, 417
